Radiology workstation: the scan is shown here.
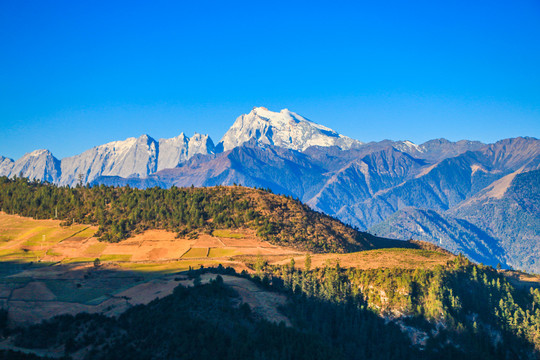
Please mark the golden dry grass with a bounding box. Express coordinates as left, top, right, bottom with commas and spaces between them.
208, 248, 240, 258
272, 248, 454, 270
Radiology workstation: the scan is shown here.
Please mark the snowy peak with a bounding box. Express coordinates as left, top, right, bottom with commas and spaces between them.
157, 132, 215, 172
9, 149, 61, 183
219, 107, 363, 152
0, 156, 14, 177
59, 134, 160, 186
393, 140, 425, 154
187, 133, 215, 159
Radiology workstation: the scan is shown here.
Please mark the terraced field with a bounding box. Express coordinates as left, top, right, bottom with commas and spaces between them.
0, 213, 305, 324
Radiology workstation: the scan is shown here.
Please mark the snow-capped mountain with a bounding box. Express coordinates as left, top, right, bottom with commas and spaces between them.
58, 133, 216, 186
3, 149, 61, 183
0, 107, 484, 187
59, 134, 159, 186
0, 156, 14, 177
157, 133, 215, 172
219, 107, 363, 152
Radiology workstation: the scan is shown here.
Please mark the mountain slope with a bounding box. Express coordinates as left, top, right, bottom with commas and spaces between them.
342, 137, 540, 229
371, 169, 540, 272
346, 138, 485, 164
413, 138, 485, 162
450, 169, 540, 272
307, 147, 427, 221
370, 208, 508, 267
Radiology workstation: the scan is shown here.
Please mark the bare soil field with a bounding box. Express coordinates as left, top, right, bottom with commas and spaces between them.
0, 214, 303, 265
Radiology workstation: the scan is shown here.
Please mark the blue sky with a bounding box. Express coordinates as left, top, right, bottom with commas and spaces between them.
1, 0, 539, 159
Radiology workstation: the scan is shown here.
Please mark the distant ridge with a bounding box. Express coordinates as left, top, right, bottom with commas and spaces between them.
0, 107, 482, 187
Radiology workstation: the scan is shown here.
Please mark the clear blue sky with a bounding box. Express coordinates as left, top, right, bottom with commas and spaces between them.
1, 0, 539, 159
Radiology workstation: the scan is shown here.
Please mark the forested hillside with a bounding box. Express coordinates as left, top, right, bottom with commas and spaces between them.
258, 256, 540, 358
0, 176, 411, 253
5, 257, 540, 359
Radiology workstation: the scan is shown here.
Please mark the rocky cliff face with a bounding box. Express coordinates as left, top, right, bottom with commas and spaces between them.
156, 133, 215, 172
1, 132, 215, 187
156, 133, 190, 172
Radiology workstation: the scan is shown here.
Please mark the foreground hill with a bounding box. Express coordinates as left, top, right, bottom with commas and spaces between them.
0, 211, 455, 328
0, 176, 414, 254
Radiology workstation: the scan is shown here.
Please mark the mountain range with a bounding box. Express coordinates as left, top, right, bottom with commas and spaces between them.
2, 107, 539, 272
